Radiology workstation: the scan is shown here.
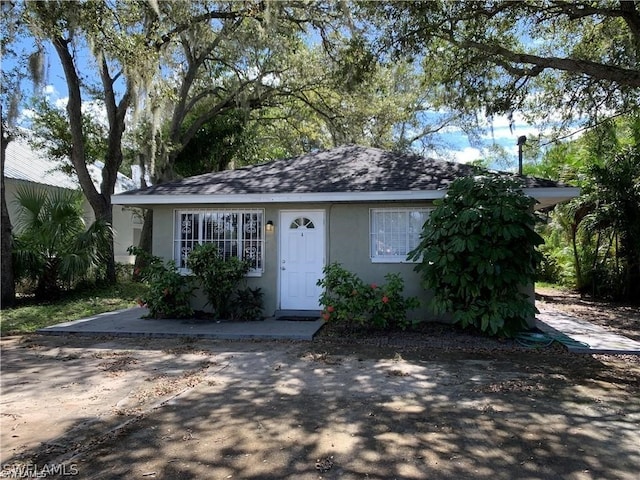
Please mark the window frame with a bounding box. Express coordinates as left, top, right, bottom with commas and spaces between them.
173, 208, 265, 276
369, 207, 432, 263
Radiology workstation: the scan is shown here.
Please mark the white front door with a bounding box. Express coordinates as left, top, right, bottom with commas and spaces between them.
279, 210, 325, 310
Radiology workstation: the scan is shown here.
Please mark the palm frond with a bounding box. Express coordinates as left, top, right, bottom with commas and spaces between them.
58, 253, 92, 284
13, 186, 48, 234
75, 218, 114, 267
11, 188, 103, 298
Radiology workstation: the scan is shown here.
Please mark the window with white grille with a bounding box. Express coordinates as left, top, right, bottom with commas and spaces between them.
370, 208, 431, 263
174, 209, 264, 275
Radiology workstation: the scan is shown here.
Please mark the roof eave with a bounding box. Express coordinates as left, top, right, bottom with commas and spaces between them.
523, 187, 581, 210
112, 186, 580, 208
111, 190, 448, 206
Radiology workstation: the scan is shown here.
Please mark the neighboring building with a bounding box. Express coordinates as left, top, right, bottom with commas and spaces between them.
4, 136, 140, 263
112, 145, 579, 320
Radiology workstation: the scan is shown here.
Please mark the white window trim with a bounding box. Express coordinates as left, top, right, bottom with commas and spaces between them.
173, 208, 265, 277
369, 207, 432, 263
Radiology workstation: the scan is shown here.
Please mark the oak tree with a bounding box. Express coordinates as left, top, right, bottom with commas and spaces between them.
358, 1, 640, 133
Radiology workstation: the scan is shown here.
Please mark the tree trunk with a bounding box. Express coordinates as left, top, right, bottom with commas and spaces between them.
50, 34, 132, 284
98, 57, 131, 283
133, 209, 153, 280
1, 128, 15, 308
622, 234, 640, 301
93, 199, 116, 283
571, 223, 583, 290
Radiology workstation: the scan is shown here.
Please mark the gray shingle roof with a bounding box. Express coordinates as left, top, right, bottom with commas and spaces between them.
118, 145, 564, 198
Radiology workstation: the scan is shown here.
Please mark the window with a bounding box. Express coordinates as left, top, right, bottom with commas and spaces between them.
370, 208, 431, 263
289, 216, 315, 229
174, 209, 264, 275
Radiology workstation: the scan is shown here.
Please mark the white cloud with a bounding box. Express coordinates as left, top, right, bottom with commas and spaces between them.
480, 113, 541, 142
43, 85, 57, 95
81, 99, 109, 127
54, 97, 67, 109
17, 108, 36, 125
450, 147, 483, 164
51, 97, 109, 127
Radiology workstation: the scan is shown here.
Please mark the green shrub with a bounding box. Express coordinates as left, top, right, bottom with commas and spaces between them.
408, 175, 543, 337
536, 250, 562, 284
115, 262, 135, 282
12, 187, 113, 299
232, 287, 264, 321
127, 247, 194, 318
317, 263, 420, 330
186, 243, 251, 319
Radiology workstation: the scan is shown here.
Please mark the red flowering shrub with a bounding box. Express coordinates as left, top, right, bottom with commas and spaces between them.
317, 263, 420, 330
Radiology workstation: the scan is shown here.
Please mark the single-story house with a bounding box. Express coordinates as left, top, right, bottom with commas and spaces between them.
112, 145, 579, 320
5, 136, 140, 263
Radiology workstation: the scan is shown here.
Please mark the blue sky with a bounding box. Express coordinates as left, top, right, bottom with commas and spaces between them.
436, 114, 539, 168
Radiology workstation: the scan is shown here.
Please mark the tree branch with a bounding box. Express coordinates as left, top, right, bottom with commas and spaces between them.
460, 39, 640, 88
152, 7, 257, 51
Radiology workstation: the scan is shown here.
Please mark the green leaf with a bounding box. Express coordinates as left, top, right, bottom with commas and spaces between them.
412, 175, 540, 336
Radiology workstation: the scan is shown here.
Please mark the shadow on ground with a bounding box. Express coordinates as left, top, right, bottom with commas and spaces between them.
1, 334, 639, 480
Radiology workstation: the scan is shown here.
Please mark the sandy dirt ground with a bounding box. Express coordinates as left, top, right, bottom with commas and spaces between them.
1, 290, 639, 479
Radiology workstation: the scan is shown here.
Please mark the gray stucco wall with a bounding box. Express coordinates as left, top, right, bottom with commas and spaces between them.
152, 202, 440, 321
326, 203, 435, 321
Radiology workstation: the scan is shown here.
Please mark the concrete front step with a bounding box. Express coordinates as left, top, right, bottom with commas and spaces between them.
274, 310, 322, 320
38, 307, 325, 341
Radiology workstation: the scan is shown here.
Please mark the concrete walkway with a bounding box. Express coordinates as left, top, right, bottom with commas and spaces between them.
37, 307, 325, 341
36, 304, 639, 354
536, 306, 640, 355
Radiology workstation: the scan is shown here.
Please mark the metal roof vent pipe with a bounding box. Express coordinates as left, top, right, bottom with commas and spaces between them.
517, 135, 527, 175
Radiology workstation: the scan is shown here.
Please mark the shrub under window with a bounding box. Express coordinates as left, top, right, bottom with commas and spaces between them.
175, 209, 264, 275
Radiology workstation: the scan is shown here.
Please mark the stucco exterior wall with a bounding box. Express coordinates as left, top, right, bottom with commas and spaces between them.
112, 206, 142, 264
153, 202, 440, 321
152, 204, 279, 313
326, 203, 435, 321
